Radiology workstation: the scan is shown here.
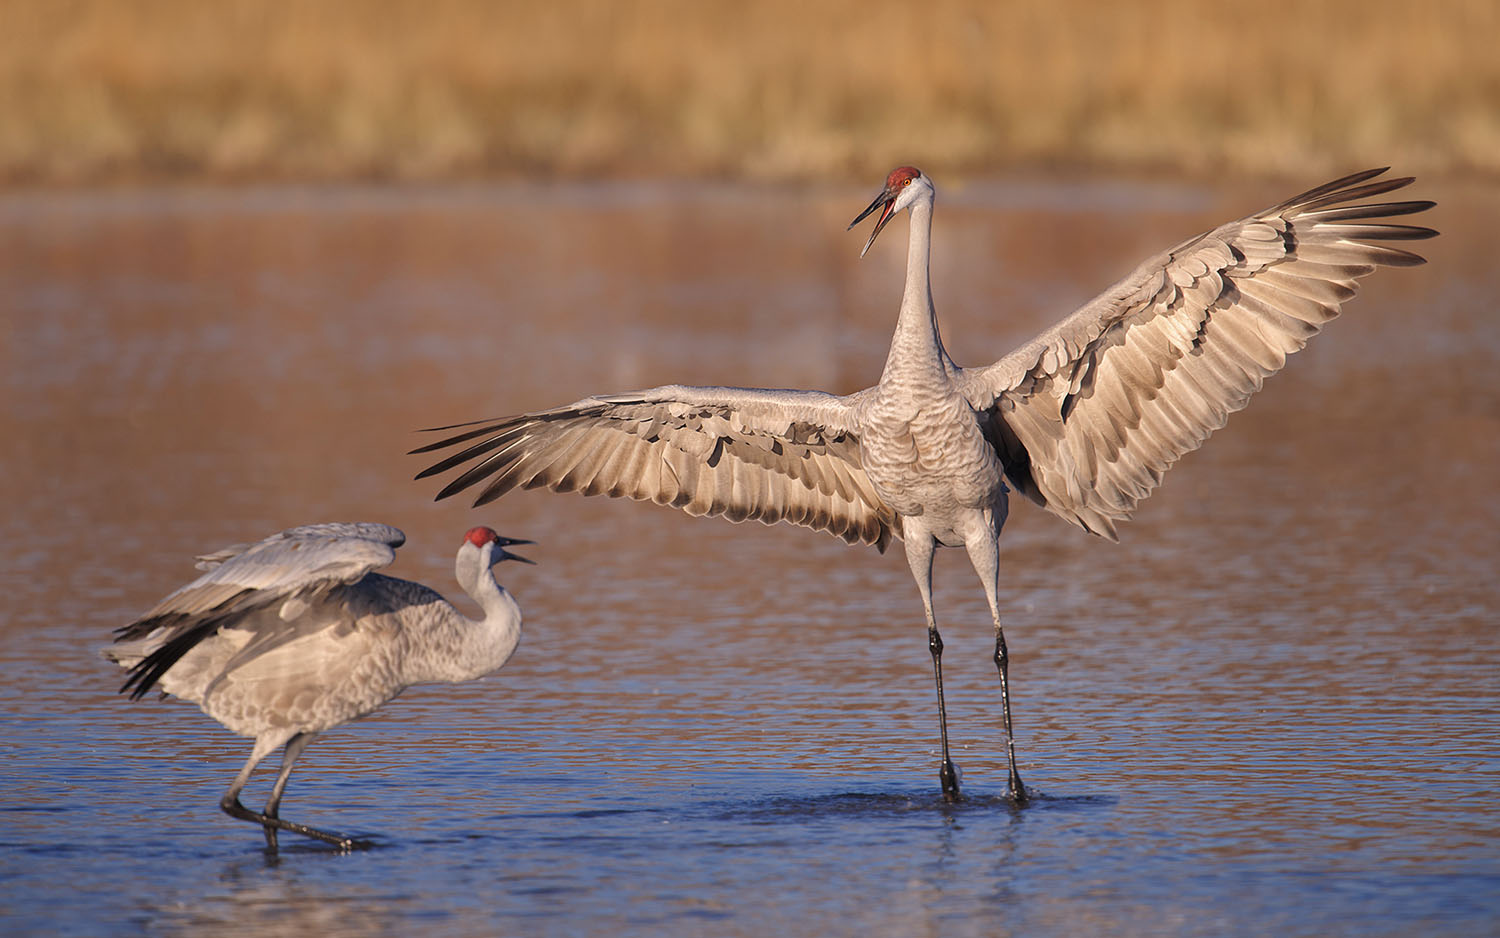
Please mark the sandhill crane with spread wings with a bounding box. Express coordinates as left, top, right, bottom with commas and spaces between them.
414, 167, 1434, 802
106, 523, 533, 849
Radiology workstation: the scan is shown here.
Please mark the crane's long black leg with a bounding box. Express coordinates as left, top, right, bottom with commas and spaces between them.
905, 534, 962, 800
967, 527, 1027, 803
264, 733, 313, 822
992, 626, 1027, 803
221, 734, 358, 850
264, 733, 332, 850
220, 737, 277, 844
928, 624, 962, 801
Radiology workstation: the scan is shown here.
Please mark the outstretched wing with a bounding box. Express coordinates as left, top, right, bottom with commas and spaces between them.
957, 168, 1435, 539
110, 522, 406, 698
413, 385, 897, 551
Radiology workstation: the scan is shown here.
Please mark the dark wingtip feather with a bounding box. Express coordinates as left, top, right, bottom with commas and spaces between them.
1373, 246, 1430, 267
409, 421, 508, 455
1271, 167, 1391, 212
435, 456, 513, 501
1296, 176, 1418, 213
415, 436, 511, 481
472, 484, 506, 508
1323, 223, 1439, 241
1304, 199, 1435, 223
117, 613, 239, 700
416, 415, 509, 435
120, 653, 169, 700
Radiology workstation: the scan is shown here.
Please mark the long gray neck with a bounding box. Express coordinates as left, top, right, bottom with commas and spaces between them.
880, 194, 948, 382
421, 553, 523, 684
463, 567, 523, 680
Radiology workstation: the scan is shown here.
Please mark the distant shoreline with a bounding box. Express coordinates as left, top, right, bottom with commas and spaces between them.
3, 0, 1493, 185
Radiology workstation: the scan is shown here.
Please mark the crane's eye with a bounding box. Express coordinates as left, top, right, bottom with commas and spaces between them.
902, 178, 912, 187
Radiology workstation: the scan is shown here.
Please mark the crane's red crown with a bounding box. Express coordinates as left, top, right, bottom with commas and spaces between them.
886, 166, 922, 190
464, 526, 499, 547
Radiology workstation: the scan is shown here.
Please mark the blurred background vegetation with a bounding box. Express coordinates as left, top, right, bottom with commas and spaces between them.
2, 0, 1494, 185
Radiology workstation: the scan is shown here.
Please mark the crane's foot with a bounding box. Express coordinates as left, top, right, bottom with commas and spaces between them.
223, 796, 362, 851
1007, 768, 1028, 805
940, 758, 963, 802
266, 816, 360, 851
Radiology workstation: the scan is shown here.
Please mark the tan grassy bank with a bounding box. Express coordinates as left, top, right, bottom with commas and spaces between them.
2, 0, 1494, 184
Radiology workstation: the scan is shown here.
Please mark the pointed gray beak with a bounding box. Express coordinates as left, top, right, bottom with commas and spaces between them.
494, 536, 536, 565
849, 187, 899, 257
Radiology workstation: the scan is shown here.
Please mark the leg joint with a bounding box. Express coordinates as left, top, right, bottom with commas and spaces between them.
220, 794, 257, 820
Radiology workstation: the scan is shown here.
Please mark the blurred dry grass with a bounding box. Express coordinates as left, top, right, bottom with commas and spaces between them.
2, 0, 1495, 184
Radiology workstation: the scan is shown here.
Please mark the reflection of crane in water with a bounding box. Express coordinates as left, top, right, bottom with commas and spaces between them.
106, 523, 533, 849
416, 167, 1434, 802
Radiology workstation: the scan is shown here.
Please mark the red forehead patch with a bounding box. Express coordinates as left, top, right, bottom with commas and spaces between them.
464, 526, 498, 546
886, 166, 922, 189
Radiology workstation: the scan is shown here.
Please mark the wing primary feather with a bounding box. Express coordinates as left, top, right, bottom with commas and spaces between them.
1293, 176, 1419, 213
1267, 167, 1391, 212
1300, 199, 1435, 222
413, 425, 526, 479
1315, 223, 1440, 241
410, 419, 512, 455
1293, 241, 1429, 268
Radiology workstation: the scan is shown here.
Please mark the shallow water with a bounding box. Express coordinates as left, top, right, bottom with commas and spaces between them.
1, 175, 1496, 937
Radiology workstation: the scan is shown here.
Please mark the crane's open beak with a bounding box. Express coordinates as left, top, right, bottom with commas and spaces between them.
494, 536, 536, 565
849, 187, 899, 258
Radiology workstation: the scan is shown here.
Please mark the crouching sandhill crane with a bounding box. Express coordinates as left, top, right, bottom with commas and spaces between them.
104, 522, 533, 849
413, 167, 1434, 803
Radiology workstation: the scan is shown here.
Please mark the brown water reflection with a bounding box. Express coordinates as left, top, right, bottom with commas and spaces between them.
1, 176, 1496, 937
